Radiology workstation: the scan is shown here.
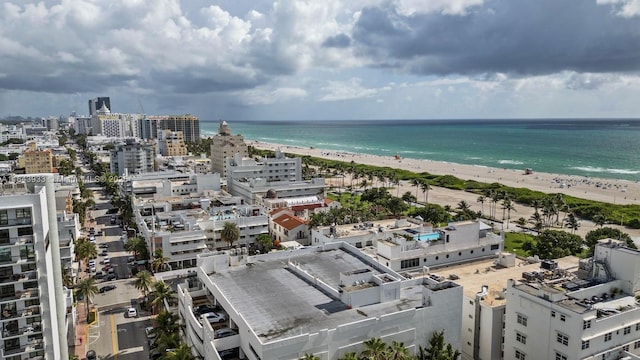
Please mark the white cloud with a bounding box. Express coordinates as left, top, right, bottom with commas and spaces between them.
318, 78, 391, 101
240, 86, 307, 105
597, 0, 640, 17
396, 0, 485, 16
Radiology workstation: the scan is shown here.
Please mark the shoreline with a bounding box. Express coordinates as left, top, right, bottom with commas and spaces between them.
251, 141, 640, 206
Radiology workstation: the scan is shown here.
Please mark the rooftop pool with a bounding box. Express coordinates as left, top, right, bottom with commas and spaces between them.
415, 232, 440, 242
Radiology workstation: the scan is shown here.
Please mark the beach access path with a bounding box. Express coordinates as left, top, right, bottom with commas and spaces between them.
252, 141, 640, 241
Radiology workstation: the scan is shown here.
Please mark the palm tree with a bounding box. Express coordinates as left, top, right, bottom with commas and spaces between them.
300, 354, 320, 360
77, 277, 98, 318
154, 310, 181, 334
361, 337, 388, 360
456, 201, 470, 212
411, 178, 421, 201
387, 340, 411, 360
134, 270, 153, 298
221, 221, 240, 249
75, 240, 97, 269
502, 199, 516, 229
151, 280, 176, 313
593, 214, 607, 227
338, 352, 359, 360
151, 248, 170, 273
476, 195, 486, 216
420, 179, 431, 204
165, 344, 196, 360
420, 330, 461, 360
564, 212, 581, 234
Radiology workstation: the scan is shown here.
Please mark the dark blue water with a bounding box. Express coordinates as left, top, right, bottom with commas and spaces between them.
201, 119, 640, 181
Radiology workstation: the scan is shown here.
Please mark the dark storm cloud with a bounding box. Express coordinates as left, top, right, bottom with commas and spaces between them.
352, 0, 640, 76
322, 33, 352, 48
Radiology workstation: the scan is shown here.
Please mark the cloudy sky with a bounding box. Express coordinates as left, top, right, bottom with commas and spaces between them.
2, 0, 640, 120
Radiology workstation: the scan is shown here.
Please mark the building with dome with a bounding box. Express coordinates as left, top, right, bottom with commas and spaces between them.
210, 121, 249, 179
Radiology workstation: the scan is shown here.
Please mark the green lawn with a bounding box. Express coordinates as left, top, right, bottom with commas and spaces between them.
503, 231, 535, 257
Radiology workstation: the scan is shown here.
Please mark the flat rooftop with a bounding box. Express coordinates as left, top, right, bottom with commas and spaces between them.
210, 248, 426, 342
412, 255, 579, 307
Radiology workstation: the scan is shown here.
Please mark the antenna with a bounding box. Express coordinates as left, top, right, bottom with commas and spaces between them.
138, 99, 145, 115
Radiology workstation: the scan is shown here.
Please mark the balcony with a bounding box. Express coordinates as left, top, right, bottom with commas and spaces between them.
1, 322, 43, 338
0, 271, 37, 285
0, 218, 33, 228
2, 339, 44, 356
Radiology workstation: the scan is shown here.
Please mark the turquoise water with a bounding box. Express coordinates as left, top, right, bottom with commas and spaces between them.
200, 119, 640, 181
416, 233, 441, 242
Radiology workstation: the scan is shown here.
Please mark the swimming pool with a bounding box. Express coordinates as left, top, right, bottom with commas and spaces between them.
415, 232, 440, 242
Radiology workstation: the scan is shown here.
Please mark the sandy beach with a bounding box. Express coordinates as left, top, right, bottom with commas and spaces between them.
251, 141, 640, 240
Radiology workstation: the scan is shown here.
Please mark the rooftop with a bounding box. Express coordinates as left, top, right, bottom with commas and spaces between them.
209, 247, 426, 342
415, 255, 579, 307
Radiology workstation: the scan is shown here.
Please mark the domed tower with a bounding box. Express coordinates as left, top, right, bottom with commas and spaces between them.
266, 189, 278, 199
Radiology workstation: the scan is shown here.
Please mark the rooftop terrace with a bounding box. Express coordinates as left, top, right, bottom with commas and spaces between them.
209, 247, 426, 342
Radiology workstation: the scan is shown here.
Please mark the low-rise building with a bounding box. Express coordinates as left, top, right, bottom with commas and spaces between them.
177, 242, 462, 359
504, 239, 640, 360
313, 219, 503, 273
158, 130, 187, 157
269, 208, 310, 245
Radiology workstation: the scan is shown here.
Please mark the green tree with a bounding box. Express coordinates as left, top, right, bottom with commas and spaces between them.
592, 213, 607, 227
419, 330, 461, 360
257, 233, 273, 253
402, 191, 417, 204
221, 221, 240, 249
584, 227, 635, 255
299, 355, 320, 360
361, 337, 388, 360
420, 179, 431, 204
165, 344, 196, 360
476, 195, 486, 216
151, 280, 176, 313
387, 340, 411, 360
564, 212, 580, 234
338, 352, 359, 360
126, 237, 150, 261
151, 248, 170, 273
134, 270, 153, 298
75, 240, 97, 268
533, 229, 583, 259
77, 277, 99, 318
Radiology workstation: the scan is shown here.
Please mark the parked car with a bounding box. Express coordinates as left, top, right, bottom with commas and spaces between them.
105, 274, 117, 281
214, 328, 237, 338
127, 307, 137, 318
99, 244, 109, 249
196, 304, 221, 315
94, 271, 104, 279
99, 285, 117, 293
200, 312, 226, 324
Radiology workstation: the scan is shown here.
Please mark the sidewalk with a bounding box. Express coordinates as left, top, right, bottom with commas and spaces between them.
72, 301, 88, 359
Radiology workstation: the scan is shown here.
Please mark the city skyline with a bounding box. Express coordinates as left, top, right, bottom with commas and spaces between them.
1, 0, 640, 121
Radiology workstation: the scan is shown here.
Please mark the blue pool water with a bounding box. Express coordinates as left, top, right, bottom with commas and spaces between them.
416, 233, 440, 241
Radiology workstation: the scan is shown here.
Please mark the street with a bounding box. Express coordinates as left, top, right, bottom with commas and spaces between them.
81, 177, 152, 359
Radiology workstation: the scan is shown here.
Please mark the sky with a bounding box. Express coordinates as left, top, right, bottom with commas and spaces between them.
2, 0, 640, 121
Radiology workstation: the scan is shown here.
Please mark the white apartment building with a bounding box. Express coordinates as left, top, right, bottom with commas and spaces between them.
177, 242, 462, 360
504, 239, 640, 360
0, 177, 71, 359
269, 208, 310, 245
313, 219, 503, 273
122, 172, 221, 198
109, 139, 156, 176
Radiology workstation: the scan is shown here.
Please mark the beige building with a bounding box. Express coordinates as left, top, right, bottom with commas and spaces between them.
269, 208, 310, 245
158, 130, 187, 157
23, 143, 55, 174
210, 121, 248, 179
163, 114, 200, 143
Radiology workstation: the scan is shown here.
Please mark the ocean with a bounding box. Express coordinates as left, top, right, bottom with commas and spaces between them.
200, 119, 640, 182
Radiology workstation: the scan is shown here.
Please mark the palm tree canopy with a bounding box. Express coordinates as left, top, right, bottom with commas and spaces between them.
221, 221, 240, 248
165, 344, 196, 360
152, 280, 176, 310
134, 270, 154, 296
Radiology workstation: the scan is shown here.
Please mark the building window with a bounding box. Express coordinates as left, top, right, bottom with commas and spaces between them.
491, 244, 499, 250
400, 258, 419, 269
557, 332, 569, 346
581, 340, 590, 350
623, 345, 629, 352
624, 326, 631, 335
0, 210, 7, 225
583, 320, 592, 329
516, 332, 527, 344
555, 352, 567, 360
560, 314, 566, 322
517, 314, 528, 327
551, 311, 556, 318
634, 340, 640, 349
604, 332, 612, 342
636, 323, 640, 331
515, 350, 526, 360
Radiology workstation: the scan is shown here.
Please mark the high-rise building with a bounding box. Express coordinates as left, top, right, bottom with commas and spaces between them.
88, 97, 111, 116
110, 139, 156, 176
0, 176, 70, 359
160, 114, 200, 143
210, 121, 248, 178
